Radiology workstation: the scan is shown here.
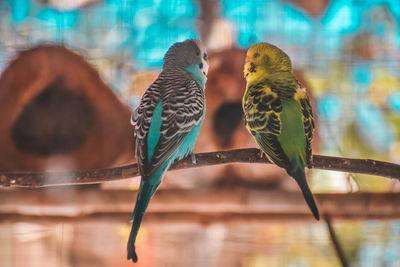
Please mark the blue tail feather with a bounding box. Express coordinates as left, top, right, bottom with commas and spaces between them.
127, 180, 160, 262
289, 168, 319, 220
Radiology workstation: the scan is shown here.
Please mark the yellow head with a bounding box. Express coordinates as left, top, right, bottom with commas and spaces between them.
244, 42, 292, 81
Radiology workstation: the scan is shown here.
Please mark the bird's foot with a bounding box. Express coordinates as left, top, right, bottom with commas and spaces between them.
191, 153, 197, 164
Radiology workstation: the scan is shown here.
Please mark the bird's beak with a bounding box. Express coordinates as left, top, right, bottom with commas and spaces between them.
244, 57, 250, 78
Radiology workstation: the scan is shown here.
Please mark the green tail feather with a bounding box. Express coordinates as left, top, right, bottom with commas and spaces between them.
289, 168, 319, 220
127, 180, 160, 262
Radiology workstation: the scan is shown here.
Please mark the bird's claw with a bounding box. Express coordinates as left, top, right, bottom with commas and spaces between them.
191, 153, 197, 164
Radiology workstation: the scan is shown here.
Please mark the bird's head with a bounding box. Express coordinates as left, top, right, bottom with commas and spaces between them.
163, 39, 208, 87
244, 42, 292, 81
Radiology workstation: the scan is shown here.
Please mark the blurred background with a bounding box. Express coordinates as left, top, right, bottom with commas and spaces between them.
0, 0, 400, 266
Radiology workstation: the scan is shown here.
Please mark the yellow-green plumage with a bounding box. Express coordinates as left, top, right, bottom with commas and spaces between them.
243, 43, 319, 220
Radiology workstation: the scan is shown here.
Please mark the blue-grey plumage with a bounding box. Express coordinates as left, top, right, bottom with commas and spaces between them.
128, 39, 208, 262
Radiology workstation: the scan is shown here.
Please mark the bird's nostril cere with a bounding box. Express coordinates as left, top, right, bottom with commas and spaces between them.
213, 102, 244, 148
199, 62, 203, 69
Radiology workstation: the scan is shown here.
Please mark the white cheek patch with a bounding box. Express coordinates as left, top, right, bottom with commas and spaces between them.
197, 46, 208, 78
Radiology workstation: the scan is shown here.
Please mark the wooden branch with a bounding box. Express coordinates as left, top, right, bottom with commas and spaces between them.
0, 148, 399, 188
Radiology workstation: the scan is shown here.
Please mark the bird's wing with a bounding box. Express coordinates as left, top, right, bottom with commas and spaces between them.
243, 82, 291, 169
297, 89, 315, 168
134, 78, 205, 179
131, 80, 162, 176
149, 79, 204, 177
243, 83, 281, 135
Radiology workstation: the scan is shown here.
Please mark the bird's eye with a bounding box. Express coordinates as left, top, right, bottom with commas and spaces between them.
196, 51, 200, 56
203, 53, 207, 60
199, 62, 203, 69
253, 53, 260, 59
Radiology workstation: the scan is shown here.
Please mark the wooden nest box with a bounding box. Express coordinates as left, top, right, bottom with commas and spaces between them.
0, 45, 134, 171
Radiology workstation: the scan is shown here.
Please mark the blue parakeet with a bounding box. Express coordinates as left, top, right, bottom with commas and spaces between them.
128, 39, 208, 262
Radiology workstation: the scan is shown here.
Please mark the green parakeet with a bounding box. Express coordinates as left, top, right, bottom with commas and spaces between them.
242, 42, 319, 220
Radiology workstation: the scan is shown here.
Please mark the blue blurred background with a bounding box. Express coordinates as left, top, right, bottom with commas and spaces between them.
0, 0, 399, 266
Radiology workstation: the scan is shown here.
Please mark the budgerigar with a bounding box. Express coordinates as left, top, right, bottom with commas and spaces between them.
128, 39, 208, 262
242, 43, 319, 220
